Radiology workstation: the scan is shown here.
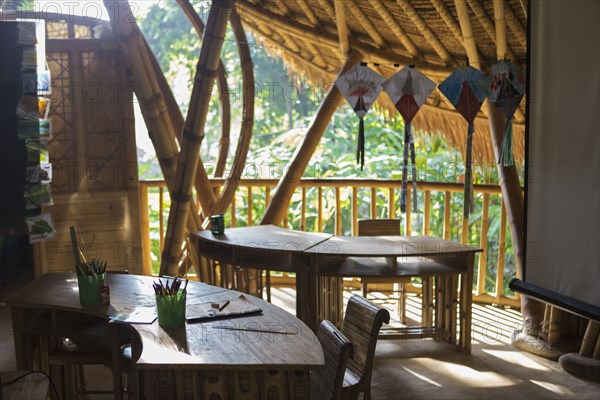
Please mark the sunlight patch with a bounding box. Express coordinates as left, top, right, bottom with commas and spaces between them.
483, 350, 549, 371
401, 367, 442, 387
529, 380, 575, 396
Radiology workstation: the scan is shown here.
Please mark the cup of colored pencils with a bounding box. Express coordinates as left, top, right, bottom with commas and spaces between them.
75, 259, 107, 306
153, 278, 188, 328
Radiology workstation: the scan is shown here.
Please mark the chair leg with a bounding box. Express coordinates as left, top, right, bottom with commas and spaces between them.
362, 282, 368, 298
399, 283, 407, 324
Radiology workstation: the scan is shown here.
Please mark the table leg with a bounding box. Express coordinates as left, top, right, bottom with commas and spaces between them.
10, 307, 33, 370
296, 255, 318, 332
459, 253, 475, 353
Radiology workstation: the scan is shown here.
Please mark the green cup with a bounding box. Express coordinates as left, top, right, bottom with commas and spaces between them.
155, 291, 187, 328
77, 273, 105, 305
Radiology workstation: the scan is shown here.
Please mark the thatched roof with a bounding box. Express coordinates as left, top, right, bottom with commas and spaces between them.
235, 0, 527, 165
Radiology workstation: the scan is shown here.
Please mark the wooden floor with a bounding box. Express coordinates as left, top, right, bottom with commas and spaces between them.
1, 287, 599, 399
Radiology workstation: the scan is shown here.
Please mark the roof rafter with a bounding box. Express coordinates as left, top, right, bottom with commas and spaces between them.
296, 0, 319, 26
345, 0, 387, 49
395, 0, 455, 65
334, 0, 350, 58
368, 0, 422, 59
466, 0, 517, 61
317, 0, 337, 22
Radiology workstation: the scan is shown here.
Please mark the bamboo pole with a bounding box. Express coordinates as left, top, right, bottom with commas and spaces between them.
335, 187, 342, 235
477, 193, 490, 295
176, 0, 231, 178
261, 50, 363, 225
455, 0, 544, 333
334, 0, 350, 58
370, 187, 377, 219
301, 187, 306, 231
443, 191, 451, 240
495, 202, 507, 300
424, 190, 431, 235
205, 9, 255, 219
352, 187, 359, 236
160, 0, 233, 276
317, 187, 323, 232
388, 187, 395, 219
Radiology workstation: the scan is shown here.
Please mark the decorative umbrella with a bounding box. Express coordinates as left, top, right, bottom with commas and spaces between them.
438, 63, 486, 219
335, 63, 385, 170
478, 60, 525, 166
382, 65, 436, 212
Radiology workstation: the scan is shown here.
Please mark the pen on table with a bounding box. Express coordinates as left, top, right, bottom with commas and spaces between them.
218, 300, 230, 312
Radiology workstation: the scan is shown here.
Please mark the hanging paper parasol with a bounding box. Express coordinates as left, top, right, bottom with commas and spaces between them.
438, 64, 486, 220
478, 60, 525, 166
335, 63, 385, 170
382, 65, 436, 213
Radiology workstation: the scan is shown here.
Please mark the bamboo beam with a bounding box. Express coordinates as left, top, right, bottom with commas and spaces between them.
493, 0, 508, 58
346, 0, 386, 49
334, 0, 350, 58
261, 50, 363, 226
175, 0, 231, 179
396, 0, 455, 65
236, 0, 453, 75
431, 0, 465, 44
296, 0, 319, 26
205, 8, 255, 219
368, 0, 421, 58
477, 193, 490, 294
455, 0, 544, 333
160, 0, 233, 276
467, 0, 516, 61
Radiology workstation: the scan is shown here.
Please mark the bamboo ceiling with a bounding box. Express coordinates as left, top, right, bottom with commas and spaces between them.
235, 0, 528, 165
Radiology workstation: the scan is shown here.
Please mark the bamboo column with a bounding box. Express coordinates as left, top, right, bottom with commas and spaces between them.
261, 50, 363, 225
104, 0, 208, 273
160, 0, 233, 276
455, 0, 544, 333
177, 0, 231, 178
206, 8, 255, 218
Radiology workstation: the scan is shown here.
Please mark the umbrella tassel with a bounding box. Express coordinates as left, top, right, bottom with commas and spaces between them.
409, 124, 418, 213
464, 122, 475, 219
357, 117, 365, 171
499, 117, 515, 166
400, 123, 410, 213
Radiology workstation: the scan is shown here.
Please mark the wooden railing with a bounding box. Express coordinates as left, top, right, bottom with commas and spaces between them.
139, 178, 520, 308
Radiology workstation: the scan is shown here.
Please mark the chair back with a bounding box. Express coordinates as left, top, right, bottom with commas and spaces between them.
341, 295, 390, 398
310, 320, 354, 400
358, 219, 401, 237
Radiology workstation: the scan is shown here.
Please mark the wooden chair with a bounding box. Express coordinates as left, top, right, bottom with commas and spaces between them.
358, 219, 412, 323
340, 295, 390, 400
310, 320, 354, 400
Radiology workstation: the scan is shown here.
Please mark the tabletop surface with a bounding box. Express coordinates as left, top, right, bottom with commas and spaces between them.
3, 273, 324, 370
193, 224, 332, 253
304, 234, 482, 257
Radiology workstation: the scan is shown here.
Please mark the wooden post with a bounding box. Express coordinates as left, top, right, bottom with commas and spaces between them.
261, 50, 363, 225
160, 0, 233, 276
455, 0, 544, 333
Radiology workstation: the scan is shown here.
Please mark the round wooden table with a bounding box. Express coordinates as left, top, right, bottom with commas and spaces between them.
4, 272, 323, 399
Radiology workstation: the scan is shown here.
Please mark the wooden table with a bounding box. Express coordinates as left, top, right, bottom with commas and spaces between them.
193, 225, 481, 353
193, 225, 332, 327
306, 234, 479, 353
2, 272, 324, 399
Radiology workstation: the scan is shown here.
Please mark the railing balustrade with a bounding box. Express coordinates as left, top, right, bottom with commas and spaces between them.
139, 178, 520, 308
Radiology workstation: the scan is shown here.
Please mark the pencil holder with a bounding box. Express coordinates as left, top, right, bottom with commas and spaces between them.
77, 273, 105, 305
156, 290, 187, 328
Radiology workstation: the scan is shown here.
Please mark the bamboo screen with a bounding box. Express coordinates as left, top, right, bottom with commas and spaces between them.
36, 20, 143, 275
